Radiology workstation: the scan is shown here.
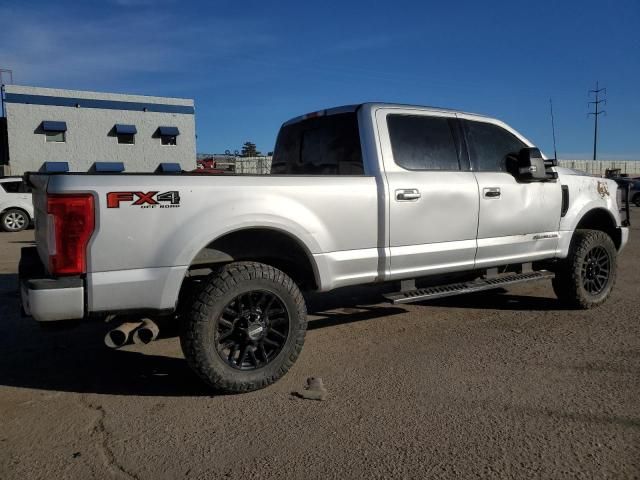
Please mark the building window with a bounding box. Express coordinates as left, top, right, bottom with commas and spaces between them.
41, 121, 67, 143
46, 131, 65, 143
158, 126, 179, 146
114, 124, 137, 145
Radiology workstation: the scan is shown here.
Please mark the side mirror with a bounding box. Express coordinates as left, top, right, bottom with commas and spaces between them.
506, 148, 557, 182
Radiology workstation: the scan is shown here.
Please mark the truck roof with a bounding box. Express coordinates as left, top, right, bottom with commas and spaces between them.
282, 102, 491, 127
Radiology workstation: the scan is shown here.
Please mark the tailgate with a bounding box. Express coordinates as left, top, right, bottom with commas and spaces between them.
26, 174, 51, 272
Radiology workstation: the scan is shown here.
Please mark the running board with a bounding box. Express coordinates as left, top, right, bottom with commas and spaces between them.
384, 271, 554, 305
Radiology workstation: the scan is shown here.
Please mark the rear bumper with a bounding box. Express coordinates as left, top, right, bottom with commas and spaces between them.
19, 247, 85, 322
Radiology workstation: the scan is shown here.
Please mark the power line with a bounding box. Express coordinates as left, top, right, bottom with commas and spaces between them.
588, 81, 606, 161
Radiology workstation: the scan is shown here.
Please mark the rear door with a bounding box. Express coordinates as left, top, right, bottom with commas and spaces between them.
376, 108, 480, 279
460, 117, 562, 267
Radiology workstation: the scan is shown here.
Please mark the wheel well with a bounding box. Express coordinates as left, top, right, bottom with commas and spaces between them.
189, 228, 318, 290
1, 206, 30, 218
575, 208, 621, 249
0, 207, 31, 226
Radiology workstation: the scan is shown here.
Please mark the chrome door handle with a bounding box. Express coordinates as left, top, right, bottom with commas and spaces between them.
483, 187, 501, 198
396, 189, 421, 201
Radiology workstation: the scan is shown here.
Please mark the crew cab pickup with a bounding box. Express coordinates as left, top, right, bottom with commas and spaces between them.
19, 103, 630, 393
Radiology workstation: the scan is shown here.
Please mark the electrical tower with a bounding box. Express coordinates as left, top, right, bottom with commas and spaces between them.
0, 68, 13, 85
588, 81, 606, 161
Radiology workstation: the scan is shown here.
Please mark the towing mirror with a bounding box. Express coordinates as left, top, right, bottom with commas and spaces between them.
506, 148, 557, 182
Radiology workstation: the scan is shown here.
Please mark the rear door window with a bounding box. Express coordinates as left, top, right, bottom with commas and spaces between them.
464, 120, 526, 172
271, 113, 364, 175
1, 181, 31, 193
1, 181, 21, 193
387, 114, 460, 170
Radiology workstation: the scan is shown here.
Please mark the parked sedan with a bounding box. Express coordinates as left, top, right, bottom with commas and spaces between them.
0, 177, 33, 232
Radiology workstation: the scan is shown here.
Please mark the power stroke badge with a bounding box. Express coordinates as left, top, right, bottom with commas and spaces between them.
107, 191, 181, 209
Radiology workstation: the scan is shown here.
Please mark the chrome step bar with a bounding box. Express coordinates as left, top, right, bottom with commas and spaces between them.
384, 271, 554, 305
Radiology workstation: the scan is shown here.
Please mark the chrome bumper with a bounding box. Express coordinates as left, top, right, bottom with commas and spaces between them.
19, 247, 85, 322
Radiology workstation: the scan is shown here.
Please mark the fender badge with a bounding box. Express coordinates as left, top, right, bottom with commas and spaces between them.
597, 181, 610, 198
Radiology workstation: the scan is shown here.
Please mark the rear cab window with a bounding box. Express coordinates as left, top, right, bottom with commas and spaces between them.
271, 113, 364, 175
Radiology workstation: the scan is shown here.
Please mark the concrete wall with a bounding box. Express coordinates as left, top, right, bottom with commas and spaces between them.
3, 85, 196, 174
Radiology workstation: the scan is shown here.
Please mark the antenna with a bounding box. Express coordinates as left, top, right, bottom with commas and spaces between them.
549, 98, 558, 160
588, 81, 606, 161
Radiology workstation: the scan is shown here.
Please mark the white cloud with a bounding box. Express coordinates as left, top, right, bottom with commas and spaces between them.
0, 5, 275, 89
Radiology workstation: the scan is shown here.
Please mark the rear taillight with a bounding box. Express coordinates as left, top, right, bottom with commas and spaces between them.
47, 194, 95, 276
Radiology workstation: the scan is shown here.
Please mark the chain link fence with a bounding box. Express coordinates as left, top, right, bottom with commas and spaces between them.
233, 156, 272, 174
196, 155, 272, 174
558, 160, 640, 177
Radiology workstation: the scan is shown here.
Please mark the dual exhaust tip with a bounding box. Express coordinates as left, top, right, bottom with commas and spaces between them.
104, 319, 159, 349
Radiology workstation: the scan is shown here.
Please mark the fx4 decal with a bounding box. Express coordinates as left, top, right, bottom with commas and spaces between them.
107, 191, 181, 209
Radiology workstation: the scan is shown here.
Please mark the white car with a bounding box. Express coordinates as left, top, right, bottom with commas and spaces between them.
0, 177, 33, 232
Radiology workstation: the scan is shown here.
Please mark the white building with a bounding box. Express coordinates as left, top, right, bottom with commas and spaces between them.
0, 85, 196, 175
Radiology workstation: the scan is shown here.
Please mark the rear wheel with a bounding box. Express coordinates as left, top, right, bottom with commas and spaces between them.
180, 262, 307, 393
552, 229, 617, 309
1, 209, 29, 232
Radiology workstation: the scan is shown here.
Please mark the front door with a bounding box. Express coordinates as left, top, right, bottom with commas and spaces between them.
376, 108, 480, 279
460, 117, 562, 268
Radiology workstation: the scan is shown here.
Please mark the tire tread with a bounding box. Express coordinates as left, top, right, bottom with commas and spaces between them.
180, 261, 307, 393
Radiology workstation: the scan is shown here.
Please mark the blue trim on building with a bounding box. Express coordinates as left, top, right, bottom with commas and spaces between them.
114, 124, 137, 135
42, 121, 67, 132
92, 162, 125, 173
158, 126, 180, 136
41, 161, 70, 173
4, 93, 195, 115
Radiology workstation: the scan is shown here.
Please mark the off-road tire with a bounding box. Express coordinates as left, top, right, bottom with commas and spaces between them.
180, 261, 307, 393
552, 229, 617, 309
1, 208, 29, 232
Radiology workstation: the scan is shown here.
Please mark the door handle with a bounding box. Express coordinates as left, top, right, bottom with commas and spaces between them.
483, 187, 501, 199
396, 189, 421, 201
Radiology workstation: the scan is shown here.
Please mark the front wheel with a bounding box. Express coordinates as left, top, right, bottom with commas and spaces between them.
180, 262, 307, 393
552, 229, 617, 309
1, 209, 29, 232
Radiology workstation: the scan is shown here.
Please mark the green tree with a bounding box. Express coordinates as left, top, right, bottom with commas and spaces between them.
240, 141, 261, 157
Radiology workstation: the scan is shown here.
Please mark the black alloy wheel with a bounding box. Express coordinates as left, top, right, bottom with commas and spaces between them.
580, 245, 611, 295
215, 290, 290, 370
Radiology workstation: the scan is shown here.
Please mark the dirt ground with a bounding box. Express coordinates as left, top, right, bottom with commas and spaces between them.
0, 220, 638, 479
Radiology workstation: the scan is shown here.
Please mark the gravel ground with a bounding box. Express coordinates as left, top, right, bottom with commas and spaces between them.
0, 221, 638, 479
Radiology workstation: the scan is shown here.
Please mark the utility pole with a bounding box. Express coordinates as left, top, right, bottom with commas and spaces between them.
0, 68, 13, 118
549, 98, 558, 159
588, 81, 606, 161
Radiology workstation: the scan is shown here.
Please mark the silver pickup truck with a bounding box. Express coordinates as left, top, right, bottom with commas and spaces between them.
19, 103, 630, 393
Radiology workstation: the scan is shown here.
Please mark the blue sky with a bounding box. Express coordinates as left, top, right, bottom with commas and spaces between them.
1, 0, 638, 158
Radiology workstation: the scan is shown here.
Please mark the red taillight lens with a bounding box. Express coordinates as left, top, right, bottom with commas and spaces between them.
47, 194, 95, 276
